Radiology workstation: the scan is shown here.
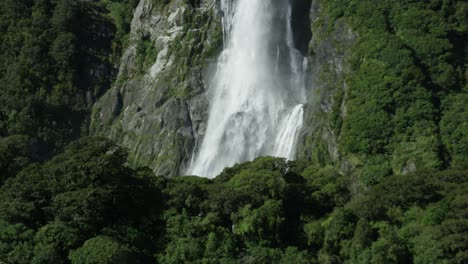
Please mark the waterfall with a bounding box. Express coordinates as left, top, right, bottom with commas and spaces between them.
187, 0, 306, 178
273, 104, 304, 159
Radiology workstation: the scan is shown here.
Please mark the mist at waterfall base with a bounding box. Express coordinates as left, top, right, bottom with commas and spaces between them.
187, 0, 307, 178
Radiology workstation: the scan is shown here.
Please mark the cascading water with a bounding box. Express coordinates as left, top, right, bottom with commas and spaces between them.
188, 0, 307, 178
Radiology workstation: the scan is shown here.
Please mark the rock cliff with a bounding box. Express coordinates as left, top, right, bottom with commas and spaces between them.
91, 0, 221, 176
297, 0, 356, 173
91, 0, 355, 177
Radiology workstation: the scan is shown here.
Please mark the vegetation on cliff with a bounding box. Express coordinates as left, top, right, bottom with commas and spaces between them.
0, 0, 136, 163
0, 0, 466, 263
322, 0, 467, 180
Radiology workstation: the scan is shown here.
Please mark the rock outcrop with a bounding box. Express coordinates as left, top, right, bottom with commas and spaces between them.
91, 0, 356, 177
297, 0, 356, 167
91, 0, 221, 176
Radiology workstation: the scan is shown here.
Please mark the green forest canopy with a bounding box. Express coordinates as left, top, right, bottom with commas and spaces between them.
0, 137, 466, 263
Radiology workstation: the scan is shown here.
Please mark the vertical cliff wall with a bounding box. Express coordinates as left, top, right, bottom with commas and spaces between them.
298, 0, 356, 172
91, 0, 222, 176
90, 0, 356, 177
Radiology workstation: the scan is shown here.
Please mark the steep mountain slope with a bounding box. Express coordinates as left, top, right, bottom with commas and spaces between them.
90, 0, 467, 185
308, 0, 467, 188
91, 0, 221, 176
89, 0, 351, 177
0, 0, 467, 263
0, 0, 118, 156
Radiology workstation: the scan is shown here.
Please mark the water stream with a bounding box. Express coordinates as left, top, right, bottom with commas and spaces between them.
187, 0, 306, 178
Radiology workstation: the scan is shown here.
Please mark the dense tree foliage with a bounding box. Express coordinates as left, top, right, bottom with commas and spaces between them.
0, 0, 81, 154
0, 140, 466, 263
323, 0, 468, 179
0, 137, 164, 264
0, 0, 137, 165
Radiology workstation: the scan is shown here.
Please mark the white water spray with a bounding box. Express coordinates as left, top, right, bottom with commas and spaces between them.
188, 0, 306, 178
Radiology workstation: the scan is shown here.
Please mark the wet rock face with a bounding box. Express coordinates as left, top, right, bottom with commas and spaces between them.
296, 0, 356, 167
90, 0, 356, 177
91, 0, 221, 177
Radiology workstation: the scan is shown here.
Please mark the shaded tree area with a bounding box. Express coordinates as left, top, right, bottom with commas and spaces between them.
0, 137, 164, 264
0, 138, 466, 263
0, 0, 137, 182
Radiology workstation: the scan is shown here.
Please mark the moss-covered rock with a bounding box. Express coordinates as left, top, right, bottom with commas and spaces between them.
297, 0, 357, 182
